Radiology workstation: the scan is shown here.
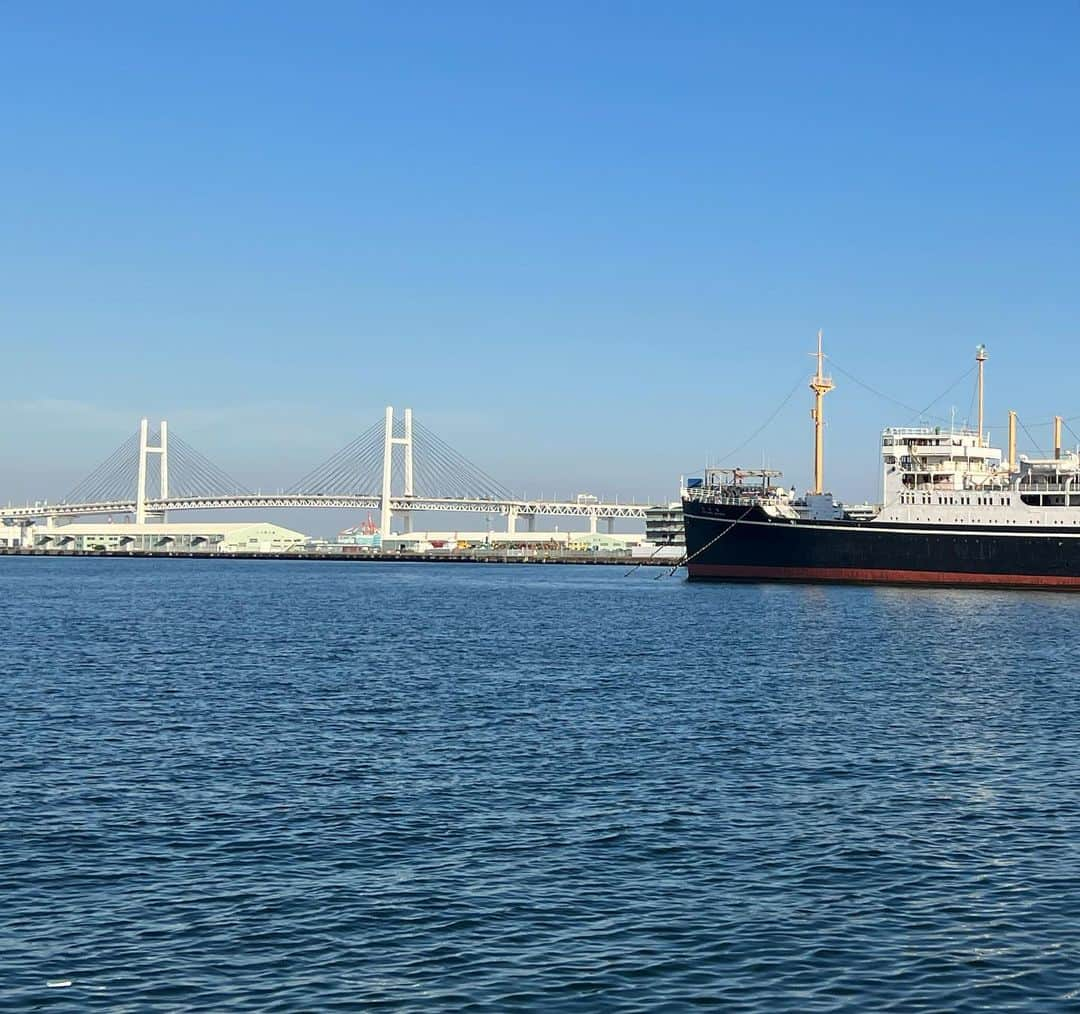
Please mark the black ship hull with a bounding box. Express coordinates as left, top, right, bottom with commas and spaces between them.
682, 499, 1080, 589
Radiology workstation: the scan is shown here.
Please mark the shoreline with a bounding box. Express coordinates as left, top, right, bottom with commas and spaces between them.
0, 547, 681, 567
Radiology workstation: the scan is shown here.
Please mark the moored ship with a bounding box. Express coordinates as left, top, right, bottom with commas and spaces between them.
682, 338, 1080, 588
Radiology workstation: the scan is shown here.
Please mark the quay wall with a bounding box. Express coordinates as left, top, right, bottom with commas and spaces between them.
0, 547, 679, 567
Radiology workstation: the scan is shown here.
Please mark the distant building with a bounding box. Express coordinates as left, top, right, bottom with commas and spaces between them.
628, 503, 685, 560
31, 521, 308, 554
338, 515, 381, 550
381, 530, 642, 554
643, 503, 684, 546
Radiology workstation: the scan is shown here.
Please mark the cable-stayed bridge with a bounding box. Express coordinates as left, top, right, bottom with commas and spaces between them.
2, 409, 653, 534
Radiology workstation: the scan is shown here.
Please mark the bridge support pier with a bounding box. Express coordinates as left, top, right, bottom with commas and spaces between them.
588, 512, 598, 536
506, 507, 518, 534
525, 514, 535, 533
605, 518, 615, 535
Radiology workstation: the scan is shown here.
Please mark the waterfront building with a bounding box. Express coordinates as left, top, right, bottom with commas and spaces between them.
338, 516, 382, 550
31, 521, 308, 554
643, 502, 685, 546
381, 530, 642, 554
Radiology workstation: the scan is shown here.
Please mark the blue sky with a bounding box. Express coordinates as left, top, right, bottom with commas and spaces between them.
4, 2, 1080, 530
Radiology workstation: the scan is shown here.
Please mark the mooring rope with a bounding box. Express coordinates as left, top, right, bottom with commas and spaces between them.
657, 503, 756, 579
623, 538, 671, 576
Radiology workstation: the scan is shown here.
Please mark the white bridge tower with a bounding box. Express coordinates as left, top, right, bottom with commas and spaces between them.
379, 406, 414, 539
135, 418, 169, 525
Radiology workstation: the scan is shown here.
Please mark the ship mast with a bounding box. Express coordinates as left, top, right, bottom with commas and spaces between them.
809, 329, 835, 495
976, 344, 987, 446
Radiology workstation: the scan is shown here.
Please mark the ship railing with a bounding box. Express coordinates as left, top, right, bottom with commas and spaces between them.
883, 426, 980, 437
683, 489, 785, 507
883, 427, 938, 439
897, 463, 1005, 476
904, 481, 1013, 492
1018, 480, 1080, 492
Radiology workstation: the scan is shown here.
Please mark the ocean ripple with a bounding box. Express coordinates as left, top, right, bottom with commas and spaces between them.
3, 559, 1080, 1010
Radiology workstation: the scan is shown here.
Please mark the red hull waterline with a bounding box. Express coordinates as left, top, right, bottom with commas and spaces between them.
687, 563, 1080, 590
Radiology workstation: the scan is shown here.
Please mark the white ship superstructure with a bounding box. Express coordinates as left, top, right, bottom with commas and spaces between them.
877, 424, 1080, 527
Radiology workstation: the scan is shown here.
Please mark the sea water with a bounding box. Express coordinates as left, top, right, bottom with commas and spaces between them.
3, 557, 1080, 1011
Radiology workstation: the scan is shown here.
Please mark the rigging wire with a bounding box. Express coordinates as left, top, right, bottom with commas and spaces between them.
697, 355, 974, 477
828, 359, 934, 421
916, 365, 976, 424
1018, 416, 1048, 459
706, 370, 806, 468
822, 356, 1080, 434
823, 359, 976, 428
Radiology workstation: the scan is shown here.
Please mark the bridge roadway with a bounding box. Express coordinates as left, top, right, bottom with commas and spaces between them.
0, 493, 651, 528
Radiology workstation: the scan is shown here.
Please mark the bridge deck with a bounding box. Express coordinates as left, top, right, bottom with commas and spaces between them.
1, 494, 651, 522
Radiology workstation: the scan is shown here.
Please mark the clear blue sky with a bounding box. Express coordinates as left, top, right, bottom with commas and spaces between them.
5, 2, 1080, 530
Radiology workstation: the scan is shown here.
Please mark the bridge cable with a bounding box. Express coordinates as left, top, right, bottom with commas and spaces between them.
412, 420, 514, 499
287, 420, 384, 494
413, 421, 513, 497
65, 431, 140, 504
312, 440, 381, 494
168, 433, 251, 496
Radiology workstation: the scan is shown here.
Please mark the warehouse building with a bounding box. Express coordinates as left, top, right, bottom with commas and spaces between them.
381, 530, 642, 554
32, 521, 308, 554
0, 524, 25, 548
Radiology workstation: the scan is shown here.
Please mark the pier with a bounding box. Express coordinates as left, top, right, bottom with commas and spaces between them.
0, 546, 676, 567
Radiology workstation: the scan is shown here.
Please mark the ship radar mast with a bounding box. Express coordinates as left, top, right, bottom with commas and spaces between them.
809, 329, 835, 494
976, 344, 988, 446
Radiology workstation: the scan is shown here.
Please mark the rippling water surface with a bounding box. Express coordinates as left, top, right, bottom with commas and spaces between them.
4, 557, 1080, 1011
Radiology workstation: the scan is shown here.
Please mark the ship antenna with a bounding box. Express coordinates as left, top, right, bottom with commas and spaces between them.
976, 344, 988, 447
809, 328, 835, 494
